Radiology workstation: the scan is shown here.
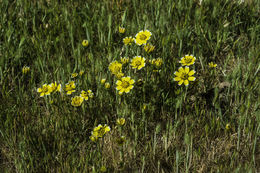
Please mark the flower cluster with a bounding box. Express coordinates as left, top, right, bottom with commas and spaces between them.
37, 77, 93, 107
90, 124, 111, 142
37, 82, 62, 97
174, 55, 196, 86
106, 29, 161, 95
109, 60, 123, 77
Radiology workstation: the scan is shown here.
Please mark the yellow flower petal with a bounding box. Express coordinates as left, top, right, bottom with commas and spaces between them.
116, 86, 122, 90
174, 77, 181, 81
188, 77, 196, 81
188, 70, 195, 76
178, 80, 184, 86
174, 71, 181, 77
184, 67, 190, 73
184, 80, 189, 86
116, 80, 122, 85
129, 79, 135, 84
178, 67, 184, 73
125, 88, 131, 93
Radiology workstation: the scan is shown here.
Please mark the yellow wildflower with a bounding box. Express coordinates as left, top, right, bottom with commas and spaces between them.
80, 90, 89, 101
92, 124, 110, 138
108, 61, 122, 75
174, 67, 196, 86
116, 76, 135, 94
226, 123, 231, 130
82, 40, 89, 47
71, 73, 78, 78
151, 58, 163, 68
118, 26, 125, 33
105, 82, 110, 89
22, 66, 30, 74
131, 56, 146, 70
123, 37, 135, 45
49, 82, 62, 93
135, 30, 152, 46
71, 96, 84, 107
88, 90, 94, 98
179, 55, 196, 66
65, 81, 76, 95
37, 84, 51, 97
144, 43, 155, 53
209, 62, 217, 68
120, 57, 129, 64
101, 78, 106, 84
116, 118, 125, 126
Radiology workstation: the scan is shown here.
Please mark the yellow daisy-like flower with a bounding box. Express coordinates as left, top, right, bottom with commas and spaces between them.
144, 43, 155, 53
22, 66, 30, 74
101, 78, 106, 84
135, 30, 152, 46
88, 90, 94, 98
123, 37, 135, 45
118, 26, 125, 33
179, 55, 196, 66
174, 66, 196, 86
65, 81, 76, 95
80, 90, 89, 101
151, 58, 163, 68
116, 118, 125, 126
71, 73, 78, 78
131, 56, 146, 70
37, 84, 51, 97
209, 62, 217, 68
120, 57, 129, 64
105, 82, 110, 89
116, 76, 135, 94
108, 61, 122, 75
92, 124, 111, 138
82, 40, 89, 47
71, 96, 84, 107
49, 82, 62, 93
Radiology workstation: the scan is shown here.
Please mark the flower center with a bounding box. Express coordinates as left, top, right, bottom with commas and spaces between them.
181, 73, 189, 80
184, 57, 192, 63
139, 34, 147, 40
135, 60, 141, 66
121, 81, 130, 88
42, 86, 49, 93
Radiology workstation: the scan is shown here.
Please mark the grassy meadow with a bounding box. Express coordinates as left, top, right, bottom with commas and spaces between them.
0, 0, 260, 172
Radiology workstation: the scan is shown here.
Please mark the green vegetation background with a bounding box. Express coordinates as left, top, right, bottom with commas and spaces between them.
0, 0, 259, 172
